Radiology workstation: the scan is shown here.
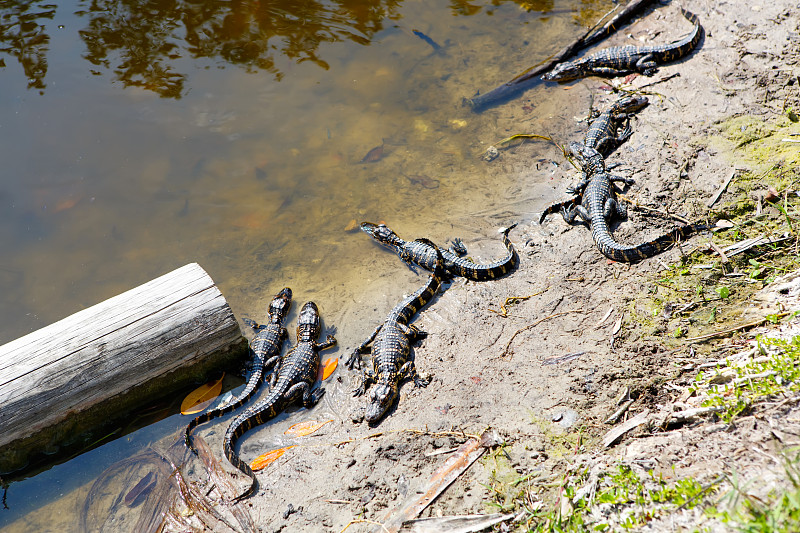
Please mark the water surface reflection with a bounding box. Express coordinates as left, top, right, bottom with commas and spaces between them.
0, 0, 613, 529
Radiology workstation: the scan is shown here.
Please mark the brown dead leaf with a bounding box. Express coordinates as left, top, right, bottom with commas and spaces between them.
250, 446, 294, 471
284, 419, 333, 437
360, 142, 385, 163
180, 373, 225, 415
344, 219, 358, 232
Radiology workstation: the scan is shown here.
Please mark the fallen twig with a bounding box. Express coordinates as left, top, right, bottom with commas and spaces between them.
543, 351, 585, 365
707, 169, 737, 208
501, 310, 582, 359
402, 513, 516, 533
488, 288, 548, 318
603, 410, 650, 447
685, 312, 790, 342
618, 194, 691, 224
719, 233, 793, 257
605, 399, 635, 425
375, 430, 502, 533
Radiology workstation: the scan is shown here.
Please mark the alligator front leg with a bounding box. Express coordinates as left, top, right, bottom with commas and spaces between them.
398, 360, 430, 388
398, 322, 428, 343
315, 335, 337, 351
566, 176, 589, 196
448, 238, 467, 256
346, 325, 382, 370
609, 174, 635, 186
352, 367, 376, 397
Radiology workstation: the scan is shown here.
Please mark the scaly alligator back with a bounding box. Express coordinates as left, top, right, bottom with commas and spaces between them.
360, 222, 517, 281
184, 287, 292, 454
223, 301, 336, 502
543, 9, 702, 81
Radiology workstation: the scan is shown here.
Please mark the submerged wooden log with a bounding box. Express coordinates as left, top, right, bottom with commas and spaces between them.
0, 263, 247, 475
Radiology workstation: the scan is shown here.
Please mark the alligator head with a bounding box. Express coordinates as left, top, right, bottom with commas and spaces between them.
268, 287, 292, 324
365, 382, 397, 425
542, 62, 583, 82
296, 301, 321, 342
360, 222, 405, 249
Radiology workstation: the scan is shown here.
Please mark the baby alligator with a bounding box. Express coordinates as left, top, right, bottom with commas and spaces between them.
543, 9, 702, 82
584, 94, 649, 157
184, 287, 292, 454
540, 95, 647, 223
223, 301, 336, 502
563, 142, 706, 262
360, 221, 517, 281
346, 238, 444, 425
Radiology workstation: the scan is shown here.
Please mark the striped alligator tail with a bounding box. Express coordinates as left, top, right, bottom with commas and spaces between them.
184, 376, 263, 455
222, 388, 284, 502
450, 224, 518, 280
594, 222, 708, 263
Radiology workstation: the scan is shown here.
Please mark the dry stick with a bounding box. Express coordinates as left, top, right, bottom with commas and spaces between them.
341, 519, 390, 533
708, 239, 730, 263
502, 310, 582, 359
707, 169, 737, 208
617, 194, 691, 224
375, 430, 500, 533
685, 312, 791, 342
466, 0, 658, 110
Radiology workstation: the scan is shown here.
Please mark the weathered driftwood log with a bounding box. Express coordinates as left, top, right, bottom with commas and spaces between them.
0, 263, 247, 475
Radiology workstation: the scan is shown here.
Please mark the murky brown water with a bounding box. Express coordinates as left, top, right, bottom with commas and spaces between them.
0, 0, 612, 529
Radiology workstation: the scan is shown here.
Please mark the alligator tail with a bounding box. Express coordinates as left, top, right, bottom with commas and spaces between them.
450, 224, 519, 280
595, 222, 708, 263
184, 360, 266, 454
222, 389, 283, 502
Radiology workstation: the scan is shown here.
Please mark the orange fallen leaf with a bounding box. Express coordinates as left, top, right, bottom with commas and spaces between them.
250, 446, 295, 471
319, 357, 338, 381
284, 419, 333, 437
180, 373, 225, 415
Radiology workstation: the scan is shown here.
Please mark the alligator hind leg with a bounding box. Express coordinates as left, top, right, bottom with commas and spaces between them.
448, 238, 467, 256
603, 198, 627, 220
562, 204, 590, 224
285, 382, 326, 408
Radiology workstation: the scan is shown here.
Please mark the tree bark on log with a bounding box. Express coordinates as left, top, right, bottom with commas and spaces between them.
0, 262, 247, 475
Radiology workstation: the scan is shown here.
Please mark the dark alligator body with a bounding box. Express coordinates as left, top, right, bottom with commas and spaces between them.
584, 94, 649, 157
360, 222, 517, 281
346, 238, 444, 425
540, 95, 648, 224
543, 9, 702, 82
559, 142, 706, 262
223, 301, 336, 502
184, 287, 292, 454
